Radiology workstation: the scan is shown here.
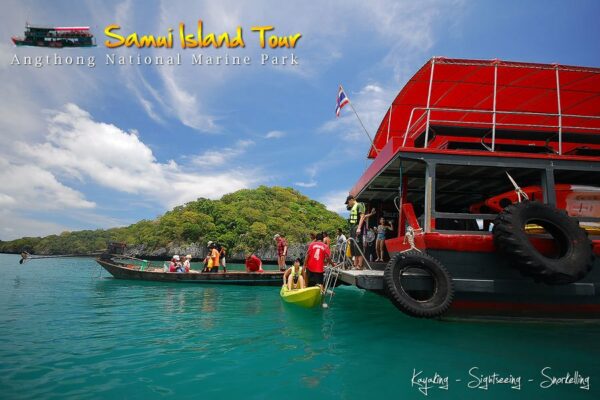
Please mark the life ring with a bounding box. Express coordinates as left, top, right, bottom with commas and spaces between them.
492, 201, 594, 284
383, 251, 454, 318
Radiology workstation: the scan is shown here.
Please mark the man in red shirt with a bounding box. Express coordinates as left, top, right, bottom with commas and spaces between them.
303, 232, 331, 287
245, 253, 264, 272
274, 234, 288, 272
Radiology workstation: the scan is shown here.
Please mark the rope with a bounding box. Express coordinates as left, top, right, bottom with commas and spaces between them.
401, 226, 422, 253
505, 172, 529, 202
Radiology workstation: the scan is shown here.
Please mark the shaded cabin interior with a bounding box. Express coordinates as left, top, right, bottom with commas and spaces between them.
356, 153, 600, 237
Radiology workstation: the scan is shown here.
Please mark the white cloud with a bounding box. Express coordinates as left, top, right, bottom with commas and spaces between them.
320, 83, 397, 151
159, 68, 221, 132
0, 210, 74, 241
142, 0, 465, 132
191, 139, 254, 167
265, 130, 286, 139
294, 181, 317, 188
320, 190, 351, 215
0, 43, 13, 70
294, 164, 319, 188
0, 158, 95, 211
14, 104, 258, 209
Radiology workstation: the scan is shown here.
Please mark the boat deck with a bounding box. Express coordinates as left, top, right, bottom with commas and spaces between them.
335, 266, 597, 296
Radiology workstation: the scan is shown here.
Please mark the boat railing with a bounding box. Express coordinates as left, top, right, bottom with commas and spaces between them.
401, 106, 600, 155
332, 238, 372, 270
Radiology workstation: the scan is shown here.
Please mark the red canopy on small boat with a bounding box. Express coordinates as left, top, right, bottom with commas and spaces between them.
370, 57, 600, 158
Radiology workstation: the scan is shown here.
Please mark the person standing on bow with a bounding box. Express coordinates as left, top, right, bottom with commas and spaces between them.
274, 234, 288, 272
206, 241, 220, 273
345, 195, 366, 270
218, 244, 227, 273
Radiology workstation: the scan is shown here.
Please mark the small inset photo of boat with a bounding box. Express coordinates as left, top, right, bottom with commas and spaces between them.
11, 23, 96, 48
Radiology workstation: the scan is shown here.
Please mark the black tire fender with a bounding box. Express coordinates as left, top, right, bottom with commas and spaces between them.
492, 201, 594, 284
384, 251, 454, 318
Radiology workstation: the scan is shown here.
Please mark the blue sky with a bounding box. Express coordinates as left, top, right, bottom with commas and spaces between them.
1, 0, 599, 240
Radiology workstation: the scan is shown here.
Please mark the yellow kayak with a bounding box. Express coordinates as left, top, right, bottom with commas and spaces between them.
280, 286, 322, 308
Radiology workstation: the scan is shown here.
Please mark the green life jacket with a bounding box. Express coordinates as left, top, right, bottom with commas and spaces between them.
291, 266, 303, 278
349, 202, 365, 224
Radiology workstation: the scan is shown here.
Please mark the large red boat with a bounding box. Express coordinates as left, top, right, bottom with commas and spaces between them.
341, 57, 600, 321
11, 24, 95, 48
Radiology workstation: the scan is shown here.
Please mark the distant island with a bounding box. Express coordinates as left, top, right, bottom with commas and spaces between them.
0, 186, 346, 261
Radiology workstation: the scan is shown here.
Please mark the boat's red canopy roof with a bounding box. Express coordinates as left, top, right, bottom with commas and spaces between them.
369, 57, 600, 158
54, 27, 90, 31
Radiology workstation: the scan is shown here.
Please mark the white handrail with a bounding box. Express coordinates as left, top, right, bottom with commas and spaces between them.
401, 106, 600, 152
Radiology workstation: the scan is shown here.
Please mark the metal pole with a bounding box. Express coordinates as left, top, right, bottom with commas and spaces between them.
403, 108, 417, 147
555, 66, 563, 155
492, 62, 498, 151
386, 104, 393, 143
341, 84, 379, 155
424, 58, 436, 148
541, 168, 556, 206
424, 162, 435, 233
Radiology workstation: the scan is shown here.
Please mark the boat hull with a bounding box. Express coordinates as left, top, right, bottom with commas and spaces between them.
280, 286, 322, 308
338, 250, 600, 321
12, 38, 95, 47
96, 259, 283, 286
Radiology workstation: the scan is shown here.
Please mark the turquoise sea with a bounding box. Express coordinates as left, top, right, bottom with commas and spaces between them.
0, 253, 598, 399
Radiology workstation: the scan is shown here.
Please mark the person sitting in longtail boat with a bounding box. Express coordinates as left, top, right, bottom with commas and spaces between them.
169, 255, 180, 272
283, 258, 305, 290
183, 255, 192, 273
245, 253, 264, 272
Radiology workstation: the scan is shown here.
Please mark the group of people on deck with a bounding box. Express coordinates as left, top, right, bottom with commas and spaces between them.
202, 241, 227, 273
166, 241, 226, 274
344, 194, 393, 270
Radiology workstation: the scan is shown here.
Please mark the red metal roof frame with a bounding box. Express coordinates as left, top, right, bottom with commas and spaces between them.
369, 57, 600, 158
54, 27, 90, 31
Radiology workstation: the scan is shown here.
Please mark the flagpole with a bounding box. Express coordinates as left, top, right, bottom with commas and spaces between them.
340, 84, 379, 155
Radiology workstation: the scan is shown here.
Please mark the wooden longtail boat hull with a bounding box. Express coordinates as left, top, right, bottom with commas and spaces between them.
96, 259, 283, 286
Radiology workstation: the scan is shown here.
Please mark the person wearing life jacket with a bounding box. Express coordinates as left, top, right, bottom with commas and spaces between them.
283, 258, 305, 290
345, 195, 366, 269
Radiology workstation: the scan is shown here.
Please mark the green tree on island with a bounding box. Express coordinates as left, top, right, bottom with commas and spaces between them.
0, 186, 347, 257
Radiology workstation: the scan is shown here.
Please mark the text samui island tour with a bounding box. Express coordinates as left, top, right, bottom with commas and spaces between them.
1, 1, 599, 399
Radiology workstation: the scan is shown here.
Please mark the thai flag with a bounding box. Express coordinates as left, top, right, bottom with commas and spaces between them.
336, 86, 350, 117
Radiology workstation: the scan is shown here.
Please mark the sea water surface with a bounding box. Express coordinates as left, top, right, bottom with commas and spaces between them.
0, 253, 598, 399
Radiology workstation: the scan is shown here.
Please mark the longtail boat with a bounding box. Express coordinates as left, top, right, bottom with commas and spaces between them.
96, 258, 283, 286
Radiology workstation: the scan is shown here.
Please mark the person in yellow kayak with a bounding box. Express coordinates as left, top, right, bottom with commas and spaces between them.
283, 258, 305, 290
